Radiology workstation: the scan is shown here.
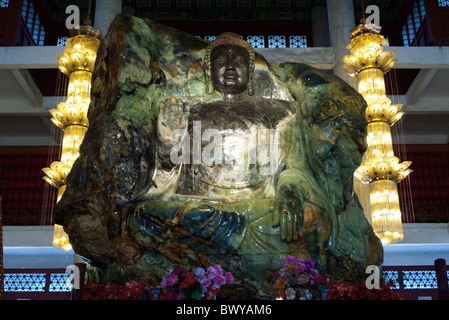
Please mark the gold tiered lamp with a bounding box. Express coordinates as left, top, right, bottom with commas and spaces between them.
343, 21, 412, 245
42, 22, 101, 251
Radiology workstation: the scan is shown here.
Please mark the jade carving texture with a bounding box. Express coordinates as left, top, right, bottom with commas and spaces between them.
55, 15, 383, 298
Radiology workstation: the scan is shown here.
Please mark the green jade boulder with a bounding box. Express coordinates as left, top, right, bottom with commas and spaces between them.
55, 15, 383, 298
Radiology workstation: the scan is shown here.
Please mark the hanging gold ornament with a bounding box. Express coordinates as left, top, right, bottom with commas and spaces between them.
42, 23, 101, 251
344, 22, 412, 245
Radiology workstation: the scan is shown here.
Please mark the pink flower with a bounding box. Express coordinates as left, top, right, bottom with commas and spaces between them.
304, 259, 315, 271
296, 262, 306, 273
159, 263, 233, 300
200, 277, 212, 288
161, 273, 179, 287
225, 272, 233, 284
214, 274, 226, 286
214, 264, 223, 274
207, 265, 221, 277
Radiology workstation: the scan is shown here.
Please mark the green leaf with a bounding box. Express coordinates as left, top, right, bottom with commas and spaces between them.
190, 289, 204, 300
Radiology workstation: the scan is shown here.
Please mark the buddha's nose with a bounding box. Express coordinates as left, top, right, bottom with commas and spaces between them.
225, 58, 236, 70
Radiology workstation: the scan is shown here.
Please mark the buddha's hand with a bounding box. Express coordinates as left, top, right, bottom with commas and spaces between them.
158, 97, 188, 144
276, 184, 310, 242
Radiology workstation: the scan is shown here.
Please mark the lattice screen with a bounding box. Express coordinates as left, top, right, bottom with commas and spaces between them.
4, 273, 71, 292
383, 270, 449, 290
49, 273, 72, 292
289, 35, 307, 48
57, 37, 68, 47
268, 35, 286, 48
403, 271, 439, 289
4, 273, 46, 292
247, 35, 265, 48
204, 36, 217, 42
383, 270, 400, 289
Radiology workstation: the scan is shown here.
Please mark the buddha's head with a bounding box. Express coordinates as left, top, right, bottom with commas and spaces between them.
205, 33, 255, 96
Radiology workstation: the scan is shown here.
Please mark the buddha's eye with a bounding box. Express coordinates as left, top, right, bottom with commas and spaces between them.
234, 56, 245, 63
234, 52, 250, 65
213, 55, 227, 64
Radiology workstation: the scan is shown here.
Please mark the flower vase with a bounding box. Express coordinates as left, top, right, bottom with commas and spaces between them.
150, 287, 162, 300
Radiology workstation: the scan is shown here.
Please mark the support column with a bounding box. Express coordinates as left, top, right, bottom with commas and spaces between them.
311, 5, 331, 47
94, 0, 122, 37
71, 263, 87, 300
435, 258, 449, 300
327, 0, 356, 86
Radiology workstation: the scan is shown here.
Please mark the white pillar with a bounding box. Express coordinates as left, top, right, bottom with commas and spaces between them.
94, 0, 122, 37
311, 5, 331, 47
327, 0, 357, 86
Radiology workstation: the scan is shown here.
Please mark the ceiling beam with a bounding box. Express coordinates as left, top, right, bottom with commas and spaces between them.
405, 69, 438, 107
0, 96, 65, 115
0, 46, 63, 69
1, 46, 448, 70
0, 135, 56, 146
0, 106, 50, 116
390, 94, 449, 114
386, 46, 449, 69
396, 134, 449, 145
11, 69, 43, 108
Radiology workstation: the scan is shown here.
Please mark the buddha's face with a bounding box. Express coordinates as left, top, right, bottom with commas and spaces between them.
210, 44, 250, 95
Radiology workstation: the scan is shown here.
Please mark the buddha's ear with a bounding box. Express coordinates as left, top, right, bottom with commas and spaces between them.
247, 76, 255, 96
205, 74, 215, 95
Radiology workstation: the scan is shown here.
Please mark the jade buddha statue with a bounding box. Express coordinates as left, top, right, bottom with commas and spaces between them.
55, 15, 383, 298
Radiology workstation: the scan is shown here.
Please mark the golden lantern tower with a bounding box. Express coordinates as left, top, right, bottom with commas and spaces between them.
42, 22, 101, 251
343, 21, 412, 245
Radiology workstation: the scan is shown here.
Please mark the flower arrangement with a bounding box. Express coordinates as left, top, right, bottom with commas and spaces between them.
159, 263, 233, 300
271, 256, 331, 300
82, 280, 153, 300
327, 279, 402, 300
